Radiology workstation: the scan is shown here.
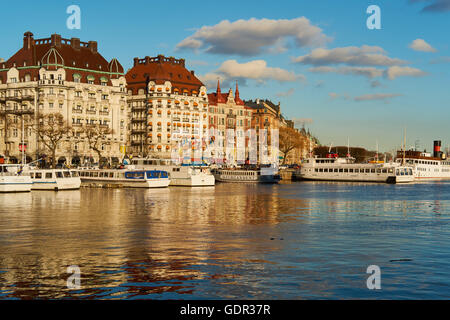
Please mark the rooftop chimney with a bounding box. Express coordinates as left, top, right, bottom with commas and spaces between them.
88, 41, 97, 53
23, 31, 34, 50
133, 57, 139, 66
71, 38, 80, 50
51, 34, 62, 47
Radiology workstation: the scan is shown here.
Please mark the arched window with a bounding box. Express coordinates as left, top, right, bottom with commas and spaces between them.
73, 73, 81, 83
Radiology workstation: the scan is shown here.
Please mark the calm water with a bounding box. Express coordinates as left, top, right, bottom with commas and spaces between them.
1, 181, 450, 299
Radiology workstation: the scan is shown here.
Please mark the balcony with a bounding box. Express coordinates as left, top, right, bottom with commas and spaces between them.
86, 110, 97, 115
72, 109, 83, 114
99, 111, 109, 116
131, 117, 146, 122
0, 106, 34, 115
38, 79, 65, 86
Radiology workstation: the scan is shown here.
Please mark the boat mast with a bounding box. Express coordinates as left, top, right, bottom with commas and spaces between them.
402, 128, 406, 165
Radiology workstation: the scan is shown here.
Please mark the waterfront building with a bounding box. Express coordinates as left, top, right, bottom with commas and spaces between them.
244, 99, 286, 164
207, 81, 253, 164
0, 32, 128, 166
125, 55, 208, 158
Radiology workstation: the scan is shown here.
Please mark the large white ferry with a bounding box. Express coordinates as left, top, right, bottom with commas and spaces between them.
211, 165, 280, 183
79, 169, 170, 188
299, 154, 414, 184
396, 140, 450, 181
0, 165, 32, 193
129, 158, 215, 187
28, 169, 81, 191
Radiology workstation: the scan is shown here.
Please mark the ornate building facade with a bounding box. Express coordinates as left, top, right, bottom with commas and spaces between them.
0, 32, 128, 165
207, 81, 253, 164
125, 55, 208, 158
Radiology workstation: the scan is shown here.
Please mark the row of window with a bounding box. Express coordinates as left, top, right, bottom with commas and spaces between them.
314, 168, 393, 174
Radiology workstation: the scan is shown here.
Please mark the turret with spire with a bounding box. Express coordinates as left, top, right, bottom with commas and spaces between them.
216, 79, 225, 103
235, 80, 244, 105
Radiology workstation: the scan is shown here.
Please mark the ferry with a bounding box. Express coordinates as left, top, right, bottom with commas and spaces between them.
211, 165, 280, 183
129, 158, 215, 187
79, 169, 170, 188
28, 169, 81, 191
299, 154, 414, 184
396, 140, 450, 181
0, 164, 32, 193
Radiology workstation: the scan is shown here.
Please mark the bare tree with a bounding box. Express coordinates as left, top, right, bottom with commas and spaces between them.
32, 112, 72, 168
279, 126, 305, 165
81, 124, 113, 167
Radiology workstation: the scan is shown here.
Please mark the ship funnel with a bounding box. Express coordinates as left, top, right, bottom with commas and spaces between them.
434, 140, 442, 158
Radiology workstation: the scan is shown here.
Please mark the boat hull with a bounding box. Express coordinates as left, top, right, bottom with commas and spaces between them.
80, 177, 170, 188
0, 176, 32, 193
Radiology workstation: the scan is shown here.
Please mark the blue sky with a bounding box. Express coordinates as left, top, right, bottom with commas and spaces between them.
1, 0, 449, 152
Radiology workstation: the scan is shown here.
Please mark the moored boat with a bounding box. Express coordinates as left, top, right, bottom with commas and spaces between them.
79, 169, 170, 188
211, 165, 280, 183
299, 154, 414, 184
395, 140, 450, 181
0, 165, 32, 193
129, 158, 215, 187
29, 169, 81, 191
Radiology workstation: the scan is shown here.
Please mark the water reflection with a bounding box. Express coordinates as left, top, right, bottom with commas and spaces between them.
1, 182, 450, 299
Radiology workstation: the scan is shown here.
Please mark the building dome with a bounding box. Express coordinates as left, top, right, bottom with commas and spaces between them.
109, 58, 124, 77
41, 47, 64, 69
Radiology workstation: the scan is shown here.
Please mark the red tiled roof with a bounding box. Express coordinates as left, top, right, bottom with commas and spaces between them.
0, 32, 124, 85
125, 55, 204, 95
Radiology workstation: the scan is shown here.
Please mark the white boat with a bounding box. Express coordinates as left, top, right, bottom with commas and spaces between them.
28, 169, 81, 191
211, 165, 280, 183
299, 154, 414, 184
0, 165, 32, 193
396, 141, 450, 181
79, 169, 170, 188
129, 158, 215, 187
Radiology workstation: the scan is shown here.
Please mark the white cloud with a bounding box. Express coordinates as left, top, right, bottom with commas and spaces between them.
293, 45, 407, 66
177, 17, 331, 56
199, 59, 305, 90
385, 66, 428, 80
409, 39, 437, 52
217, 60, 302, 82
309, 66, 384, 78
354, 93, 402, 102
276, 88, 295, 97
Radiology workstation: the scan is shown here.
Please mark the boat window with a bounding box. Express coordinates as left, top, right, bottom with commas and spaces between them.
93, 172, 99, 177
389, 168, 394, 173
354, 169, 359, 173
46, 172, 53, 179
315, 168, 318, 172
30, 173, 35, 178
382, 169, 387, 173
371, 169, 375, 173
376, 169, 381, 174
349, 169, 354, 173
409, 169, 413, 175
324, 168, 328, 173
35, 172, 42, 179
56, 172, 63, 178
334, 168, 338, 172
64, 171, 71, 178
318, 168, 323, 172
71, 171, 79, 177
126, 172, 145, 179
344, 169, 348, 173
109, 172, 114, 178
